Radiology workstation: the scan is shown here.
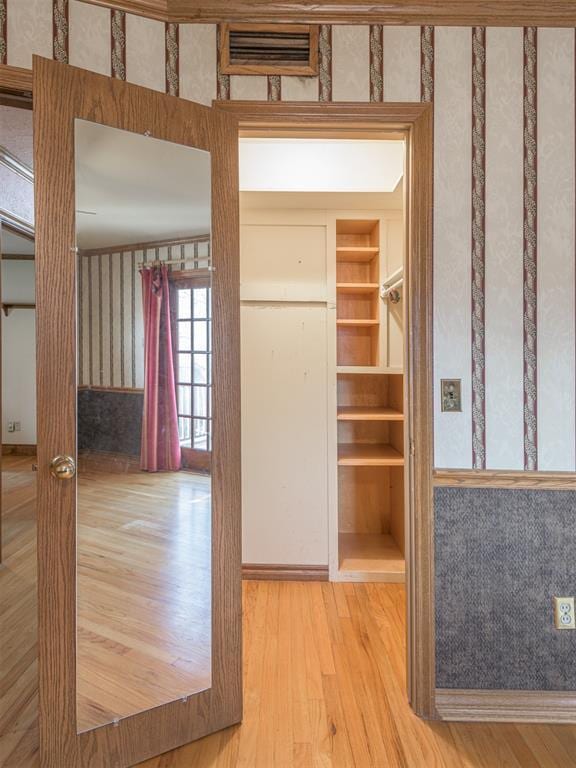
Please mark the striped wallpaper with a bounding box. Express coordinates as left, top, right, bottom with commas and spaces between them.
2, 1, 576, 472
78, 239, 210, 390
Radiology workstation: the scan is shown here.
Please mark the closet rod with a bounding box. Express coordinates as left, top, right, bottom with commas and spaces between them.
381, 278, 403, 304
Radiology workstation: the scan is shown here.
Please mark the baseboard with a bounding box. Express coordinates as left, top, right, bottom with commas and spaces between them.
242, 564, 329, 581
2, 444, 37, 456
78, 450, 140, 473
436, 688, 576, 723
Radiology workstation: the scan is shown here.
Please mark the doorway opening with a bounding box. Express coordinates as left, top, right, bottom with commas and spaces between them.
217, 101, 435, 718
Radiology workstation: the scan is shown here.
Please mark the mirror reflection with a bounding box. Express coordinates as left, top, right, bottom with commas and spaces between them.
74, 119, 212, 732
0, 102, 37, 767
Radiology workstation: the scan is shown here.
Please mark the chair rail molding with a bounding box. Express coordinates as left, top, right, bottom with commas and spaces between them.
433, 469, 576, 490
436, 689, 576, 723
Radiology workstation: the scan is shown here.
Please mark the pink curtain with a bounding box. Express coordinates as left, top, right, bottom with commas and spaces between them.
140, 266, 181, 472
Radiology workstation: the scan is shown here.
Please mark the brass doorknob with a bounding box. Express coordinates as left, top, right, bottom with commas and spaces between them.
49, 455, 76, 480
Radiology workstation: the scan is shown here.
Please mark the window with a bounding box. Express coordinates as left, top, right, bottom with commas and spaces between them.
171, 274, 212, 472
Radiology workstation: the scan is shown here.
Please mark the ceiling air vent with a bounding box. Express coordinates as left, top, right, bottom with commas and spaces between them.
219, 24, 319, 77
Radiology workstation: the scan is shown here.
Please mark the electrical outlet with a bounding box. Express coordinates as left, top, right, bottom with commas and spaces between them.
7, 421, 15, 433
14, 421, 21, 432
554, 597, 575, 630
441, 379, 462, 412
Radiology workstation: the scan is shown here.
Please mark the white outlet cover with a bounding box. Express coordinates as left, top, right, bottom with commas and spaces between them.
554, 596, 575, 630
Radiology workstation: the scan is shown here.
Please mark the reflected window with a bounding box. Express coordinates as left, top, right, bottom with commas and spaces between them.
171, 275, 212, 471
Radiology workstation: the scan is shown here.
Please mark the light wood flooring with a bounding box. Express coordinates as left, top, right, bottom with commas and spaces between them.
3, 456, 576, 767
77, 465, 212, 732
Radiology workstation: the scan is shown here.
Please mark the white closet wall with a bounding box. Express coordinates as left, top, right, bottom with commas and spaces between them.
240, 192, 402, 566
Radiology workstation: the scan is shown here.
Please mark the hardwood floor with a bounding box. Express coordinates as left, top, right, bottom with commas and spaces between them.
77, 465, 212, 732
2, 456, 576, 767
0, 456, 38, 768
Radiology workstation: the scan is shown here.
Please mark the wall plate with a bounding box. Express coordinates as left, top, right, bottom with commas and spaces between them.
440, 379, 462, 412
554, 597, 575, 630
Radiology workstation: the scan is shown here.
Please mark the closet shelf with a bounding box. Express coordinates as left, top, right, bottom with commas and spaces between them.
336, 283, 379, 293
338, 444, 404, 466
337, 406, 404, 422
339, 533, 405, 580
336, 319, 379, 327
336, 247, 379, 262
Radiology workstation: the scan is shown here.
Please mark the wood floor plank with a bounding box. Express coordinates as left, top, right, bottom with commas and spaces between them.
4, 456, 576, 768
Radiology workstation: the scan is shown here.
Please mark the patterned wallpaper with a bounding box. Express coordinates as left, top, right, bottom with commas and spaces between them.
2, 0, 576, 472
78, 239, 210, 390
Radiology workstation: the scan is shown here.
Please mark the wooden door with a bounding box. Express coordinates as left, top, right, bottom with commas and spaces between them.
33, 56, 241, 767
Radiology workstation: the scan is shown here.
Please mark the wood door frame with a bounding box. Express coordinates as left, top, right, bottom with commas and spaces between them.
33, 56, 241, 767
214, 100, 435, 719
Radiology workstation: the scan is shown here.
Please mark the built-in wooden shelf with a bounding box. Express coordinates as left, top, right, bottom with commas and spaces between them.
336, 283, 379, 293
338, 443, 404, 466
337, 406, 404, 422
1, 302, 36, 316
336, 319, 379, 327
336, 247, 379, 262
339, 533, 405, 581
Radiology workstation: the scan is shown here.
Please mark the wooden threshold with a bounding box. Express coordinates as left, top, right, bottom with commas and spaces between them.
242, 564, 329, 581
338, 444, 404, 466
337, 406, 404, 421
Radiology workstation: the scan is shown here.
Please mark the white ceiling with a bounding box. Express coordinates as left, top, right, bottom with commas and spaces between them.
74, 120, 211, 250
239, 138, 404, 194
240, 187, 403, 211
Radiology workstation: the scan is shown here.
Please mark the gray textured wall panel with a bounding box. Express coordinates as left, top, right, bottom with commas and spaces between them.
435, 487, 576, 690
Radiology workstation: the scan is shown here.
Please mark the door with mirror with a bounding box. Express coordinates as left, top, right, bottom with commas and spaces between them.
34, 57, 241, 767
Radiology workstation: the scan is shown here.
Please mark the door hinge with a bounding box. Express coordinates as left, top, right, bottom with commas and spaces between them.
409, 440, 415, 457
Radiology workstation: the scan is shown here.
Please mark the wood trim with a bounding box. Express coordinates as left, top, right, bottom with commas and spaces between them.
1, 302, 35, 316
436, 689, 576, 723
79, 0, 168, 21
34, 56, 241, 766
214, 100, 436, 720
219, 23, 319, 77
0, 63, 33, 95
0, 208, 34, 240
1, 253, 35, 260
0, 144, 34, 182
77, 385, 144, 393
433, 468, 576, 490
242, 564, 329, 581
1, 443, 37, 456
78, 0, 576, 26
79, 234, 210, 257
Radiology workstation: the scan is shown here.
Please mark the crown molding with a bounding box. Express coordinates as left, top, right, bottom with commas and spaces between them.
0, 145, 34, 183
79, 0, 576, 26
79, 0, 169, 21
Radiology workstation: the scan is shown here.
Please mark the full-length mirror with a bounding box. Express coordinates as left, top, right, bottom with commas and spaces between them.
74, 119, 212, 733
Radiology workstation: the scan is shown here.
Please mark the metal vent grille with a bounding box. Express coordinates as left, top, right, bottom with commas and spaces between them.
220, 24, 319, 76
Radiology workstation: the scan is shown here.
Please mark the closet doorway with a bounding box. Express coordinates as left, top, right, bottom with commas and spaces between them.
217, 101, 435, 718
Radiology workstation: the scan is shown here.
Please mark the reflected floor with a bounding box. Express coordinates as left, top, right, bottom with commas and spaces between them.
0, 455, 212, 760
77, 463, 212, 732
0, 455, 38, 768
